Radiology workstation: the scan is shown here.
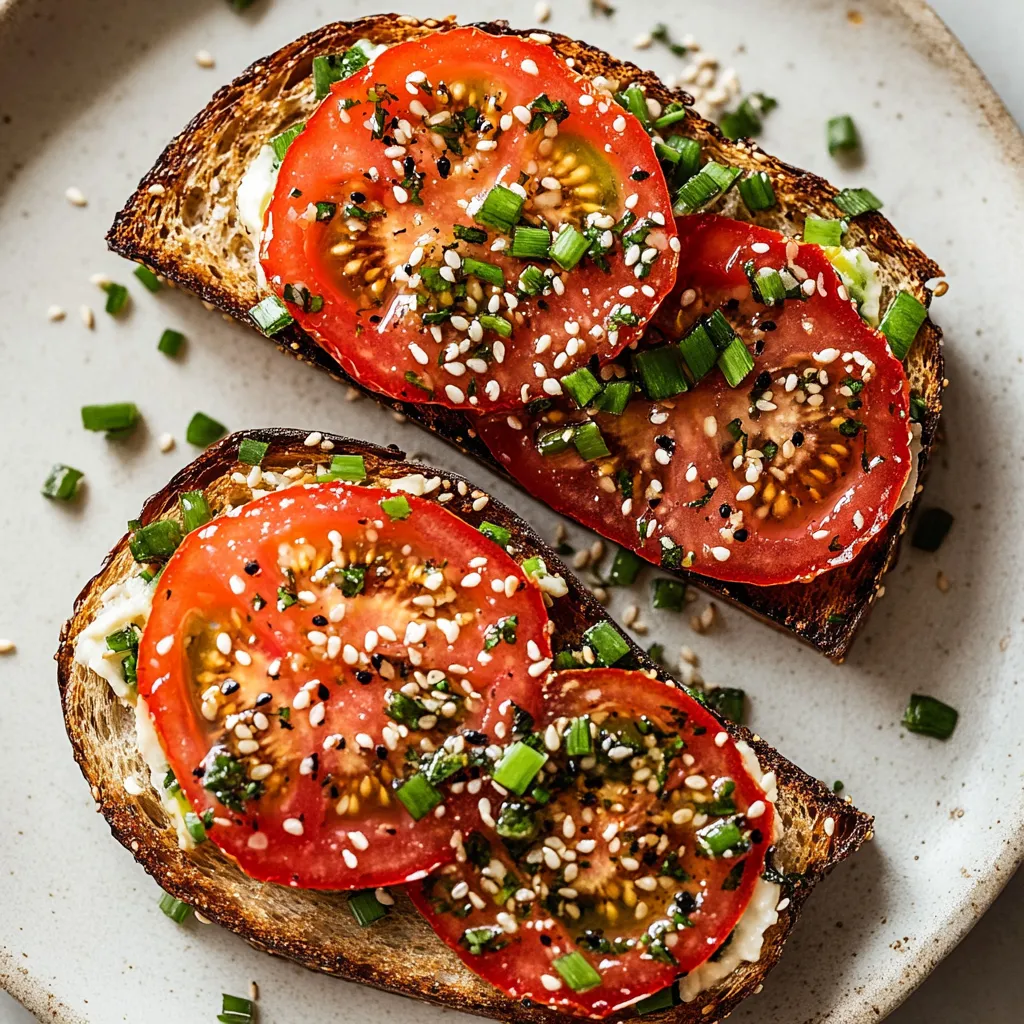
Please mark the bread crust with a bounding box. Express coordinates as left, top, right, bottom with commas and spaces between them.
56, 428, 871, 1023
106, 15, 945, 659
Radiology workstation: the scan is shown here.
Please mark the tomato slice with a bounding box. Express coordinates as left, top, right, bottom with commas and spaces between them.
261, 27, 677, 412
473, 214, 913, 585
136, 482, 551, 889
408, 669, 773, 1018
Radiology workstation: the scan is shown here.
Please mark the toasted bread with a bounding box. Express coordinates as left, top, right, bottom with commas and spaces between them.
56, 427, 871, 1023
106, 15, 944, 659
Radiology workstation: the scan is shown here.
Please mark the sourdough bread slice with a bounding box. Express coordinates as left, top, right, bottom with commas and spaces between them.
57, 428, 871, 1023
106, 15, 945, 660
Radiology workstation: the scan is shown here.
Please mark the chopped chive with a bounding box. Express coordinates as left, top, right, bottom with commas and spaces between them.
911, 507, 953, 552
833, 780, 845, 793
879, 291, 927, 360
249, 294, 294, 336
696, 817, 747, 857
560, 367, 603, 409
834, 186, 882, 216
651, 578, 686, 611
718, 337, 755, 387
582, 620, 629, 665
479, 314, 512, 338
349, 889, 389, 927
635, 986, 680, 1015
909, 392, 927, 423
803, 217, 844, 247
593, 380, 633, 415
185, 412, 227, 448
653, 106, 689, 130
510, 226, 551, 259
269, 122, 305, 162
679, 321, 718, 381
238, 436, 270, 466
572, 420, 610, 462
620, 84, 651, 128
419, 266, 447, 293
158, 891, 192, 924
474, 184, 524, 233
41, 464, 83, 501
553, 951, 602, 993
453, 224, 488, 244
179, 490, 212, 532
396, 773, 442, 820
81, 402, 140, 434
380, 494, 412, 520
673, 161, 741, 214
327, 454, 366, 481
102, 282, 129, 315
705, 687, 746, 724
550, 226, 590, 271
315, 200, 336, 221
704, 309, 736, 352
219, 992, 255, 1024
664, 136, 701, 182
537, 425, 575, 457
129, 518, 183, 563
827, 115, 860, 156
462, 257, 504, 288
479, 521, 511, 547
157, 328, 185, 357
607, 547, 643, 586
133, 265, 162, 292
634, 347, 688, 399
902, 693, 958, 740
751, 267, 787, 305
565, 716, 593, 756
518, 265, 547, 296
312, 46, 369, 100
184, 811, 208, 844
521, 555, 546, 579
737, 171, 776, 211
492, 741, 548, 795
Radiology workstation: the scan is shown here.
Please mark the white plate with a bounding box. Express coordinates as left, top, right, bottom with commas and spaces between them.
0, 0, 1021, 1021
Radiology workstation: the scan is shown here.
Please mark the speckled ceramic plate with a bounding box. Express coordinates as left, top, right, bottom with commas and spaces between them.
0, 0, 1021, 1021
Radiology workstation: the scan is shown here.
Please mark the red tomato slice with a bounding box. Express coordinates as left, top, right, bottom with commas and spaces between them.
136, 482, 551, 889
473, 214, 912, 585
408, 669, 773, 1018
261, 27, 677, 412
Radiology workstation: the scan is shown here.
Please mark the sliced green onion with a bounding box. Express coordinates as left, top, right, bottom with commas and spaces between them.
664, 136, 701, 182
238, 436, 270, 466
718, 337, 755, 387
879, 291, 927, 360
102, 282, 129, 315
565, 716, 593, 756
673, 162, 741, 214
474, 184, 524, 233
395, 773, 442, 820
620, 84, 650, 128
679, 321, 718, 381
380, 494, 412, 520
314, 200, 336, 221
327, 454, 366, 481
157, 328, 185, 357
518, 265, 547, 295
184, 811, 208, 844
911, 507, 953, 552
582, 620, 629, 665
902, 693, 958, 740
550, 226, 590, 271
607, 547, 642, 586
706, 687, 746, 724
41, 464, 83, 501
129, 518, 183, 563
521, 555, 546, 579
703, 309, 736, 352
492, 741, 548, 795
634, 347, 688, 399
510, 226, 551, 259
419, 266, 447, 292
553, 951, 602, 993
349, 889, 389, 927
696, 817, 746, 857
834, 187, 882, 216
803, 217, 844, 246
269, 122, 305, 162
479, 314, 512, 338
651, 578, 686, 611
462, 256, 504, 288
751, 267, 787, 305
572, 420, 610, 462
537, 426, 575, 457
635, 986, 680, 1015
737, 172, 776, 211
909, 392, 927, 423
479, 521, 511, 547
158, 891, 191, 924
653, 105, 689, 130
827, 115, 860, 156
453, 224, 488, 244
81, 402, 140, 434
593, 380, 633, 415
560, 368, 602, 409
179, 490, 212, 532
219, 992, 255, 1024
249, 294, 294, 336
312, 46, 369, 100
186, 411, 227, 448
133, 265, 162, 292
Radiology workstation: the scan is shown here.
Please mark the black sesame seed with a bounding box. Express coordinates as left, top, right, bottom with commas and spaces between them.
751, 829, 764, 845
630, 168, 651, 181
356, 670, 373, 684
376, 745, 388, 760
436, 155, 451, 179
221, 679, 240, 695
463, 729, 488, 745
734, 528, 749, 542
371, 653, 384, 670
762, 320, 777, 331
655, 434, 676, 453
255, 691, 272, 706
754, 370, 771, 392
719, 503, 732, 519
312, 614, 328, 627
244, 560, 260, 576
540, 934, 553, 946
317, 683, 330, 701
350, 191, 366, 204
792, 431, 805, 447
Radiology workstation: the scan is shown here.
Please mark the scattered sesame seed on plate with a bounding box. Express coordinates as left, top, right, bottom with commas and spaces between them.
194, 49, 215, 68
0, 639, 16, 655
47, 305, 65, 322
65, 186, 87, 207
80, 305, 95, 329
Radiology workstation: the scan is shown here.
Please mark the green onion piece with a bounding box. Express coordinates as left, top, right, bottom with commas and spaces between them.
550, 226, 590, 271
327, 454, 366, 481
133, 265, 162, 292
582, 620, 629, 665
219, 993, 255, 1024
395, 773, 442, 820
653, 105, 689, 129
673, 161, 742, 214
269, 122, 305, 162
186, 411, 228, 448
105, 626, 139, 653
179, 491, 212, 532
537, 426, 575, 457
521, 555, 546, 579
314, 200, 336, 221
553, 951, 602, 993
184, 811, 207, 844
81, 402, 140, 434
621, 84, 650, 127
752, 267, 787, 305
479, 521, 511, 547
41, 464, 83, 501
565, 716, 593, 756
737, 171, 776, 211
462, 257, 504, 288
635, 986, 680, 1015
634, 347, 688, 399
666, 137, 701, 183
560, 368, 602, 409
651, 578, 686, 611
238, 437, 270, 466
510, 226, 552, 259
827, 115, 860, 156
705, 687, 746, 724
607, 547, 643, 586
492, 741, 548, 795
553, 650, 579, 670
879, 291, 927, 360
453, 224, 488, 244
803, 217, 844, 246
102, 282, 129, 315
158, 891, 192, 924
696, 817, 746, 857
902, 693, 958, 739
718, 337, 755, 387
572, 420, 611, 462
909, 392, 927, 423
593, 380, 633, 415
129, 518, 183, 563
911, 507, 953, 552
419, 266, 447, 293
249, 294, 294, 336
157, 328, 185, 357
349, 889, 389, 927
474, 185, 524, 233
679, 321, 718, 381
380, 494, 412, 520
834, 187, 882, 216
703, 309, 736, 352
479, 314, 512, 338
518, 265, 547, 296
312, 46, 369, 99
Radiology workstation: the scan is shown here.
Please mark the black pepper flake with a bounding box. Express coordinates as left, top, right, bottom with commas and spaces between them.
356, 670, 373, 684
350, 191, 366, 204
312, 614, 328, 627
244, 560, 260, 576
751, 829, 764, 845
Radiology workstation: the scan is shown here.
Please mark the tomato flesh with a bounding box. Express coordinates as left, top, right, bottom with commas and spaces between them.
408, 669, 773, 1018
137, 483, 551, 889
262, 27, 677, 412
474, 214, 913, 585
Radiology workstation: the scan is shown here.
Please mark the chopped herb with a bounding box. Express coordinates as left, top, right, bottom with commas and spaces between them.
453, 224, 488, 244
582, 620, 629, 665
41, 464, 83, 501
269, 122, 305, 162
651, 578, 686, 611
902, 693, 958, 740
380, 494, 412, 520
157, 328, 185, 357
348, 890, 389, 927
81, 402, 141, 435
312, 47, 370, 100
203, 751, 264, 812
834, 187, 883, 217
133, 265, 162, 292
129, 518, 182, 563
249, 294, 294, 336
102, 282, 129, 315
479, 521, 511, 547
238, 436, 269, 466
483, 614, 518, 651
827, 115, 860, 156
706, 687, 746, 725
185, 412, 227, 448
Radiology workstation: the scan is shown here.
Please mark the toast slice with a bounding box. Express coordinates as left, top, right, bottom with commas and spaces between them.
56, 427, 871, 1023
106, 15, 945, 659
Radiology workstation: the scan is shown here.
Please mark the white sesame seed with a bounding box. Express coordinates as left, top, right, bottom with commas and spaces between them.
342, 850, 358, 868
521, 59, 539, 76
445, 385, 465, 403
540, 975, 562, 992
747, 800, 766, 819
65, 186, 87, 207
195, 50, 215, 68
80, 305, 95, 329
684, 774, 709, 790
824, 816, 836, 837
